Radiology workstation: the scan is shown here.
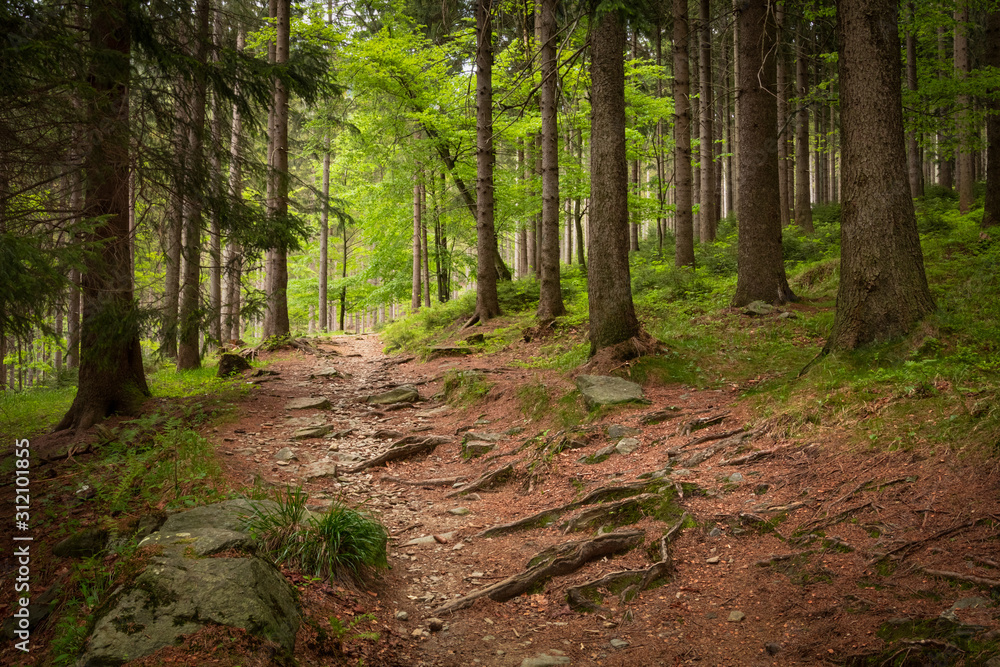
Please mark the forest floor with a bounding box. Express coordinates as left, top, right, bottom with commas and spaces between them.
6, 326, 1000, 667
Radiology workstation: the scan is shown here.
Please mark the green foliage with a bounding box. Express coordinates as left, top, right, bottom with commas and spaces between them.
442, 369, 493, 406
516, 382, 551, 421
241, 486, 389, 583
327, 613, 381, 653
0, 384, 76, 439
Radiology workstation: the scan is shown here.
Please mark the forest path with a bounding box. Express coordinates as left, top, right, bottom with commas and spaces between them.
213, 335, 1000, 667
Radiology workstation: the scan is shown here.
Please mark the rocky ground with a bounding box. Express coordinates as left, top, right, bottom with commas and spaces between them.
4, 331, 1000, 666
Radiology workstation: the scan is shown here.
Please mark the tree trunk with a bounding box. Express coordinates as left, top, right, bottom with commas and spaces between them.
955, 1, 974, 213
904, 2, 922, 199
468, 0, 501, 325
673, 0, 694, 267
732, 0, 795, 307
162, 88, 186, 359
698, 0, 715, 243
263, 0, 291, 338
537, 0, 566, 321
56, 0, 150, 431
177, 0, 211, 371
207, 6, 223, 349
794, 19, 813, 233
776, 3, 791, 226
983, 9, 1000, 228
422, 182, 431, 307
223, 28, 245, 343
412, 172, 422, 312
588, 7, 640, 355
937, 26, 953, 189
827, 0, 934, 351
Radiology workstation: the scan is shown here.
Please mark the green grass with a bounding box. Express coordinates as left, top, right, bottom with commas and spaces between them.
241, 486, 389, 583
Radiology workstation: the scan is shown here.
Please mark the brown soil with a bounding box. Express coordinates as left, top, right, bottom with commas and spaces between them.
3, 330, 999, 667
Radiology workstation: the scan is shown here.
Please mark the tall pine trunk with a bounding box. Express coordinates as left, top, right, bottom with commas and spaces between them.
698, 0, 715, 242
827, 0, 934, 350
588, 7, 640, 355
537, 0, 565, 320
732, 0, 794, 307
673, 0, 694, 267
794, 19, 813, 233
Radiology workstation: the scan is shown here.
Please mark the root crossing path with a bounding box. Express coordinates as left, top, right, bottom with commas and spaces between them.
214, 335, 1000, 667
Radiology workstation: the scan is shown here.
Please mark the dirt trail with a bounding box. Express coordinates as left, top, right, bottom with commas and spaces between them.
216, 335, 1000, 667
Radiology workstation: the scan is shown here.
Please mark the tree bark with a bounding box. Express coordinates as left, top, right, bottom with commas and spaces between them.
468, 0, 501, 326
537, 0, 566, 321
983, 9, 1000, 228
954, 1, 973, 213
588, 7, 640, 355
827, 0, 934, 351
422, 181, 431, 307
905, 3, 923, 199
412, 170, 422, 312
937, 26, 953, 189
56, 0, 150, 431
207, 6, 223, 348
161, 88, 186, 359
263, 0, 291, 337
177, 0, 211, 371
223, 28, 245, 343
732, 0, 795, 307
776, 3, 791, 226
698, 0, 715, 242
673, 0, 694, 267
794, 19, 813, 233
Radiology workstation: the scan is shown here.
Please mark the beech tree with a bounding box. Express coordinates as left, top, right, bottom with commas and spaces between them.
587, 4, 640, 355
827, 0, 934, 350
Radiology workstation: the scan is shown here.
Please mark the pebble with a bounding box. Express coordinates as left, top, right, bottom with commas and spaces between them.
728, 472, 744, 483
765, 642, 781, 655
395, 611, 409, 621
520, 654, 571, 667
728, 611, 745, 622
275, 447, 297, 461
609, 638, 629, 649
706, 556, 720, 564
709, 527, 722, 537
426, 617, 444, 632
615, 438, 640, 455
448, 507, 471, 516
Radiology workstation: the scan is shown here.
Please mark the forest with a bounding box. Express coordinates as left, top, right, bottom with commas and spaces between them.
2, 0, 1000, 665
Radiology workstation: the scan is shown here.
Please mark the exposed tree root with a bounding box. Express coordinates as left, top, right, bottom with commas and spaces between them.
754, 553, 806, 567
476, 480, 669, 538
446, 462, 517, 498
798, 501, 875, 534
560, 494, 660, 533
639, 408, 684, 425
676, 430, 754, 468
677, 412, 729, 436
872, 520, 977, 564
565, 512, 689, 613
719, 444, 792, 466
344, 436, 452, 473
380, 475, 467, 487
918, 567, 1000, 589
682, 428, 744, 449
432, 530, 646, 616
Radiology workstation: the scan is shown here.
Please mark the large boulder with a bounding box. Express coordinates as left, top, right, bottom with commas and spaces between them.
79, 555, 300, 666
574, 375, 647, 410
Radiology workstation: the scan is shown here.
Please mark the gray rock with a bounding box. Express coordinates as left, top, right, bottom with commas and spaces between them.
427, 617, 444, 632
159, 499, 275, 534
615, 438, 640, 455
415, 405, 452, 418
463, 431, 505, 443
311, 368, 342, 378
401, 532, 455, 547
728, 610, 745, 622
607, 425, 641, 439
709, 527, 722, 538
292, 425, 334, 440
671, 468, 692, 477
765, 642, 782, 655
284, 396, 331, 411
367, 385, 420, 405
79, 555, 299, 666
139, 527, 254, 557
395, 611, 409, 621
462, 441, 495, 458
951, 597, 993, 610
728, 472, 744, 483
53, 527, 109, 558
275, 447, 298, 461
778, 311, 797, 319
579, 445, 616, 465
302, 461, 347, 481
575, 375, 647, 410
610, 638, 629, 649
448, 508, 471, 516
521, 653, 572, 667
743, 300, 775, 316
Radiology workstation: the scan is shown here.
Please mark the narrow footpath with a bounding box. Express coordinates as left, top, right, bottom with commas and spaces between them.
211, 334, 1000, 667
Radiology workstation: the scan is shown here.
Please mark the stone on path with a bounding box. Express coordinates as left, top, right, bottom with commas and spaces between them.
284, 396, 331, 411
607, 424, 641, 438
462, 431, 505, 443
402, 532, 455, 547
275, 447, 297, 462
615, 437, 640, 455
366, 385, 420, 405
521, 652, 572, 667
292, 425, 334, 440
609, 638, 630, 649
575, 375, 647, 410
462, 441, 495, 459
728, 610, 746, 622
